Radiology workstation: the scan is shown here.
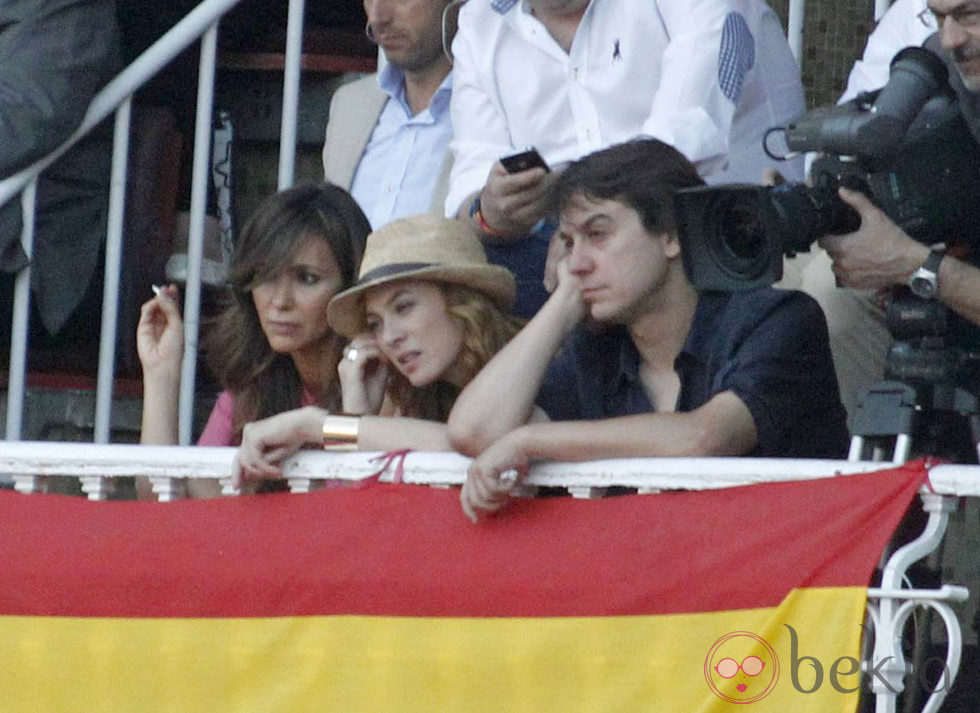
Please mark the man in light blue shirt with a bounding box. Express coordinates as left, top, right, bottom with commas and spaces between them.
349, 66, 452, 228
322, 0, 457, 228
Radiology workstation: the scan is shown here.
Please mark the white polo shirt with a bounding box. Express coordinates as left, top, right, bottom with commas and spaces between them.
446, 0, 806, 217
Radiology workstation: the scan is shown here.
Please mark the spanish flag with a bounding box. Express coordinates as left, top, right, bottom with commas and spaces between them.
0, 462, 925, 712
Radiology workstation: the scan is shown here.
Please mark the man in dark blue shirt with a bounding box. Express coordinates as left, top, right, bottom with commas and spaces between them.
448, 139, 849, 522
536, 289, 848, 459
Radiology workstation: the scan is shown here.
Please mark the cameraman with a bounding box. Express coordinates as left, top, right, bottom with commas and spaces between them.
820, 0, 980, 329
825, 187, 980, 327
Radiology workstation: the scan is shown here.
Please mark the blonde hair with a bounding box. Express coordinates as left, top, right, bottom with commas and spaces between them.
385, 283, 523, 420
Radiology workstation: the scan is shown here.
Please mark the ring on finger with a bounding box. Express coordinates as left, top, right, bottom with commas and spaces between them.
343, 344, 359, 361
498, 469, 519, 487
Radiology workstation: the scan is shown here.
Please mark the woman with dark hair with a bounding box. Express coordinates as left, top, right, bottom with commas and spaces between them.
231, 214, 531, 487
137, 184, 370, 494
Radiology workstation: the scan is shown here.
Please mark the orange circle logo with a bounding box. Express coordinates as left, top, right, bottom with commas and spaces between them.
704, 631, 780, 704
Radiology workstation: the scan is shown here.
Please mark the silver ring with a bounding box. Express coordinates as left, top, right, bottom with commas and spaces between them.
498, 469, 519, 486
343, 345, 359, 362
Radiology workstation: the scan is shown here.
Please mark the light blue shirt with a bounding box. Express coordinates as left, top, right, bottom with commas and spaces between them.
350, 65, 453, 229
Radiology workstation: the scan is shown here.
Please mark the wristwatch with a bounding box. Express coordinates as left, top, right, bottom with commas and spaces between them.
908, 243, 945, 299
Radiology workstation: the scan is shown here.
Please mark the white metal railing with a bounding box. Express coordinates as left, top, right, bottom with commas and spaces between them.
788, 0, 806, 60
0, 446, 974, 713
0, 0, 308, 445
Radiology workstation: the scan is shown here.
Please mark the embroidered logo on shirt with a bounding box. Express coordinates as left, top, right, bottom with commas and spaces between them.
718, 12, 755, 104
491, 0, 518, 13
613, 39, 622, 60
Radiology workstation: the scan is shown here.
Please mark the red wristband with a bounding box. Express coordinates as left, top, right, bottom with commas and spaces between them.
470, 196, 508, 239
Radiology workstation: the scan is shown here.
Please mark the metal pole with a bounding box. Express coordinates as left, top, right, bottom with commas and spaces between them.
178, 24, 219, 445
93, 99, 133, 444
277, 0, 306, 190
5, 182, 36, 441
787, 0, 805, 63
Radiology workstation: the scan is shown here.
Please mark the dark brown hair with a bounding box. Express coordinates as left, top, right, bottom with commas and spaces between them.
205, 184, 370, 443
547, 138, 705, 236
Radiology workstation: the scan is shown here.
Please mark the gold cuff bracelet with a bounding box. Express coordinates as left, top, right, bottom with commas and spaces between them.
322, 415, 359, 451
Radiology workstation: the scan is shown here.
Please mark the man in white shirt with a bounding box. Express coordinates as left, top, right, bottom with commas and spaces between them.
322, 0, 459, 229
841, 0, 937, 103
446, 0, 805, 316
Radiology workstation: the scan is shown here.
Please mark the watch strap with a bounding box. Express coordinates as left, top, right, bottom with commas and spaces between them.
921, 243, 946, 274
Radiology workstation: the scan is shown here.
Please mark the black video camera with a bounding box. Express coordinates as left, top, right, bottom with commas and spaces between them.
673, 46, 980, 292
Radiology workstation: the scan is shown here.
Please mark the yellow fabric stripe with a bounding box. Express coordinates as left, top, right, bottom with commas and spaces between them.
0, 587, 866, 713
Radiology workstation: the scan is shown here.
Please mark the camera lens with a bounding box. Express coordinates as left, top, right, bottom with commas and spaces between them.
719, 200, 766, 260
708, 193, 771, 280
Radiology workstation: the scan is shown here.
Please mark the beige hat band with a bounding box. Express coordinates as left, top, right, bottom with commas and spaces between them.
355, 261, 434, 286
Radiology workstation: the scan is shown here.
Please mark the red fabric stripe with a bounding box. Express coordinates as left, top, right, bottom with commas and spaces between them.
0, 462, 924, 618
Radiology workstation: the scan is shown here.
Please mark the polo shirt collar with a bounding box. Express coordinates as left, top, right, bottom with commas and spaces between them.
678, 292, 727, 365
378, 62, 408, 103
429, 70, 454, 117
598, 292, 728, 396
596, 327, 641, 396
378, 64, 454, 120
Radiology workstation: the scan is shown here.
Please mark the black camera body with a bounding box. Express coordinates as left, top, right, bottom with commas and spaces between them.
674, 46, 980, 292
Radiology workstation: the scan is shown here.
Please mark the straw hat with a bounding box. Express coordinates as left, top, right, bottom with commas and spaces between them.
327, 215, 516, 337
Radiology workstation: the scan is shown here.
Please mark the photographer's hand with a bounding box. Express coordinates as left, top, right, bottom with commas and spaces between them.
818, 187, 928, 290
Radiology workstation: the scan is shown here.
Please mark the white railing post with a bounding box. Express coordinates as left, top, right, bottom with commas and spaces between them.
5, 182, 37, 441
868, 493, 961, 713
278, 0, 306, 190
178, 24, 220, 446
787, 0, 805, 62
94, 99, 133, 444
150, 476, 188, 502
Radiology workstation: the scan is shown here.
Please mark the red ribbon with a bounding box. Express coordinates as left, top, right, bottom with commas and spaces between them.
352, 449, 413, 488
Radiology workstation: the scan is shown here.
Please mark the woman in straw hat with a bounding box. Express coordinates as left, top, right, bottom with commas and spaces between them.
231, 214, 529, 487
137, 184, 370, 495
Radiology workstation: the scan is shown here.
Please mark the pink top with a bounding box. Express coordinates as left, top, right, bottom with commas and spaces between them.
197, 389, 319, 446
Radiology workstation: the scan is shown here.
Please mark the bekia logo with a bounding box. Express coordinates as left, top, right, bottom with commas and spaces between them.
704, 625, 952, 703
704, 631, 780, 704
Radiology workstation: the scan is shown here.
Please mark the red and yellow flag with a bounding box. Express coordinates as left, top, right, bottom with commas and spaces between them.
0, 462, 925, 712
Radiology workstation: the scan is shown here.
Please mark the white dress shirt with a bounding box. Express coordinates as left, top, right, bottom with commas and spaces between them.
446, 0, 805, 217
350, 65, 454, 229
840, 0, 936, 104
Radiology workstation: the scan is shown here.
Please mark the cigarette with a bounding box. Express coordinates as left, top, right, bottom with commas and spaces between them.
151, 284, 163, 296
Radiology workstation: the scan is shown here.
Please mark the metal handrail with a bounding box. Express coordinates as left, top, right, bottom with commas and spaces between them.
0, 0, 248, 208
1, 0, 306, 445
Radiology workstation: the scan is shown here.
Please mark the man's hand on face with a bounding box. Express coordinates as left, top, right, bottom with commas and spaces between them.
478, 162, 553, 238
818, 186, 929, 290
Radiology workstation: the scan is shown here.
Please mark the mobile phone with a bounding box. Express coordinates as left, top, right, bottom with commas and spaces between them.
500, 147, 550, 174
